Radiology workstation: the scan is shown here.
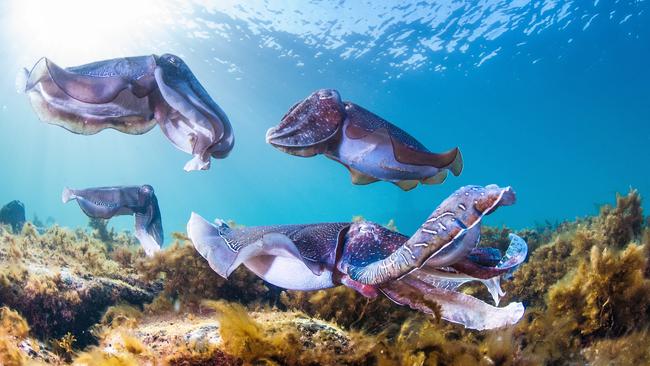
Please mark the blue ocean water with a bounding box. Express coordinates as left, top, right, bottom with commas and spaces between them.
0, 0, 648, 244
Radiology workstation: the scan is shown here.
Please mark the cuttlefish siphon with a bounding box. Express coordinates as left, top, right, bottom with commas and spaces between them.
188, 184, 527, 330
18, 54, 234, 171
266, 89, 463, 191
62, 185, 163, 256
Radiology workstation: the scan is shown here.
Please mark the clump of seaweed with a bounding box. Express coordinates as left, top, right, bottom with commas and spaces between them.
54, 332, 77, 361
88, 218, 116, 247
597, 189, 643, 247
583, 330, 650, 365
72, 330, 154, 366
280, 286, 414, 334
548, 244, 650, 338
137, 234, 268, 311
0, 306, 30, 365
205, 300, 380, 366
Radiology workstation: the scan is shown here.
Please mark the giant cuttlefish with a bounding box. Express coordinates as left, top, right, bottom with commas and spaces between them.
266, 89, 463, 191
18, 55, 234, 171
188, 184, 527, 330
62, 185, 163, 256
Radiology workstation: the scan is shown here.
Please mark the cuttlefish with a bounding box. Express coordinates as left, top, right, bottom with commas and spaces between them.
188, 184, 527, 330
18, 54, 234, 171
62, 185, 163, 256
266, 89, 463, 191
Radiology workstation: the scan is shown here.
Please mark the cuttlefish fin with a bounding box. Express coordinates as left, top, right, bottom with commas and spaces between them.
187, 213, 321, 279
61, 187, 75, 203
395, 180, 419, 191
187, 213, 237, 278
392, 139, 463, 176
422, 170, 448, 185
349, 168, 379, 185
232, 232, 324, 276
379, 278, 523, 330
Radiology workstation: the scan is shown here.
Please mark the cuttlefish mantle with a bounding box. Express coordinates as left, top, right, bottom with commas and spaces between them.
266, 89, 462, 191
62, 185, 163, 256
188, 184, 528, 330
18, 54, 234, 171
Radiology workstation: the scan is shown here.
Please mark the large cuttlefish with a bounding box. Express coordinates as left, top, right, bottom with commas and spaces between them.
18, 55, 234, 171
62, 185, 163, 256
266, 89, 463, 191
188, 184, 527, 330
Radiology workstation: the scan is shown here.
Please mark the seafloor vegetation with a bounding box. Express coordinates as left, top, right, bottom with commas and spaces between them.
0, 189, 648, 365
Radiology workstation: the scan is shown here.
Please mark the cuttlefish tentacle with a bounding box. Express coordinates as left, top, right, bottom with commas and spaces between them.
344, 185, 515, 285
379, 277, 524, 331
19, 54, 233, 171
450, 233, 528, 279
62, 185, 162, 256
266, 89, 462, 190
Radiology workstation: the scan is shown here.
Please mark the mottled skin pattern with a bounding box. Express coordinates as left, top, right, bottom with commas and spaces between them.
266, 89, 463, 191
188, 185, 528, 330
222, 223, 349, 268
62, 185, 163, 256
343, 185, 516, 285
19, 54, 233, 171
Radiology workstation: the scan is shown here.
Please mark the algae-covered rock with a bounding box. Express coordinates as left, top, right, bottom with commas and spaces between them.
0, 200, 26, 233
0, 224, 158, 348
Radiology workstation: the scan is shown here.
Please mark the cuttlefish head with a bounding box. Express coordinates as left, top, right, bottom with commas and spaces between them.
156, 54, 190, 80
137, 184, 155, 206
266, 89, 345, 157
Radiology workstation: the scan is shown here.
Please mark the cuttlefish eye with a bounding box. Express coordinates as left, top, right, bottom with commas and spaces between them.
140, 184, 154, 196
317, 89, 339, 100
159, 54, 183, 68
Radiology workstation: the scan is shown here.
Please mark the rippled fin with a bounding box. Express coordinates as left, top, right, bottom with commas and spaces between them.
187, 213, 321, 278
61, 187, 74, 203
422, 170, 448, 185
349, 168, 379, 185
447, 149, 463, 176
395, 180, 419, 191
187, 212, 237, 278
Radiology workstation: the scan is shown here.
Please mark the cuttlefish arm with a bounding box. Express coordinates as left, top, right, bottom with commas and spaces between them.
62, 185, 162, 256
19, 54, 234, 171
378, 233, 528, 330
153, 54, 234, 171
379, 278, 524, 331
187, 213, 348, 291
343, 185, 515, 285
450, 233, 528, 280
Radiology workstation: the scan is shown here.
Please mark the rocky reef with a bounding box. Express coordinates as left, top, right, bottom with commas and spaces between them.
0, 189, 648, 365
